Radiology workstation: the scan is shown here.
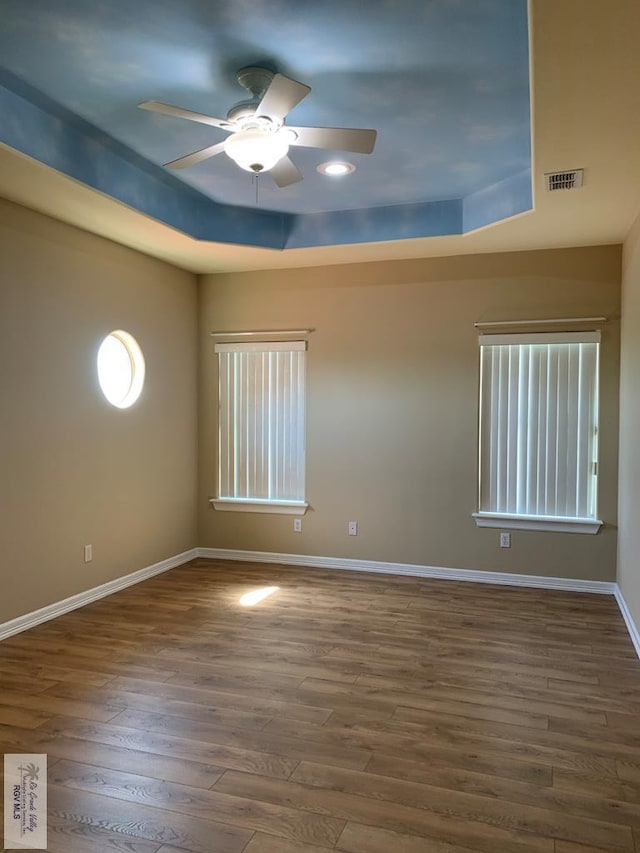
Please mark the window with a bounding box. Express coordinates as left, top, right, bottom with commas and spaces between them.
212, 340, 307, 515
97, 330, 145, 408
473, 331, 602, 533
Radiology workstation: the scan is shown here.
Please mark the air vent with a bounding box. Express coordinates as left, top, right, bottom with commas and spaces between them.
545, 169, 584, 191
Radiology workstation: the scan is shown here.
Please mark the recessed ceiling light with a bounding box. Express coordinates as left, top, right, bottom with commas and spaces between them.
317, 161, 355, 177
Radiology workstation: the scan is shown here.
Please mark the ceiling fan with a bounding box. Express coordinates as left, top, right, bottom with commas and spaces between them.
139, 66, 377, 188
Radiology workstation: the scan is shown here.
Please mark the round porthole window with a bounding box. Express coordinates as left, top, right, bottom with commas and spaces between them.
97, 330, 145, 408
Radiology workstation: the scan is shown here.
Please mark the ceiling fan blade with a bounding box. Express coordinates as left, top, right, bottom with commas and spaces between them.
163, 141, 227, 169
270, 156, 303, 188
255, 74, 311, 122
139, 100, 231, 131
287, 125, 377, 154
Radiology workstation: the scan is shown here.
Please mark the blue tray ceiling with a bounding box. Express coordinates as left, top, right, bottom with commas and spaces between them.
0, 0, 531, 249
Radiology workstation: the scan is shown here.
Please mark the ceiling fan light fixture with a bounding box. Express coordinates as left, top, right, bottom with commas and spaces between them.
224, 126, 289, 174
317, 161, 356, 177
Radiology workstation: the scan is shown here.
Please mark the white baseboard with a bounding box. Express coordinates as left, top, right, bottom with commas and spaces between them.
197, 547, 617, 594
3, 546, 636, 660
614, 586, 640, 659
0, 548, 198, 641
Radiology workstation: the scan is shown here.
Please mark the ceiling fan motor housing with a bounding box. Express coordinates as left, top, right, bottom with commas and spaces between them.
226, 99, 261, 124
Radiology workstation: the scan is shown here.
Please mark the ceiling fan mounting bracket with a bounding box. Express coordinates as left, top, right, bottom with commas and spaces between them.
227, 68, 280, 125
236, 66, 275, 99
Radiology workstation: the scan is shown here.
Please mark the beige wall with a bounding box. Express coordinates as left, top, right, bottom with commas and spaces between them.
619, 210, 640, 627
0, 208, 623, 629
199, 246, 621, 581
1, 199, 198, 623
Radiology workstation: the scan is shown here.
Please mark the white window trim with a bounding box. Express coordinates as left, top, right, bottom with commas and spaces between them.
475, 329, 601, 532
479, 331, 601, 346
215, 341, 307, 353
210, 498, 308, 516
472, 511, 603, 534
214, 339, 307, 514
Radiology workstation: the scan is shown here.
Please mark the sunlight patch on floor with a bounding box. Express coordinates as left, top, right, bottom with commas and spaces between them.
239, 586, 280, 607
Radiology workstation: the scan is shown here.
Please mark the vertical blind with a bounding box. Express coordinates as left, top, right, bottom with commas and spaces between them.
478, 332, 600, 519
216, 341, 306, 502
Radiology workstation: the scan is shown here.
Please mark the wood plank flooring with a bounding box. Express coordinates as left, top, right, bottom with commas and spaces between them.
0, 558, 639, 852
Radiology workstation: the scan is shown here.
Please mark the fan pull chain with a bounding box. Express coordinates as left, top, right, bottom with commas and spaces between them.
251, 172, 260, 205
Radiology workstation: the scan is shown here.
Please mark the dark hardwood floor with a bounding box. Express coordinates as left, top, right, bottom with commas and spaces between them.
1, 558, 639, 852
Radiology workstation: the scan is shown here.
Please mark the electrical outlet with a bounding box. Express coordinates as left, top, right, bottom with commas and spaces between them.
499, 532, 511, 548
348, 521, 358, 536
84, 544, 93, 562
293, 518, 302, 533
